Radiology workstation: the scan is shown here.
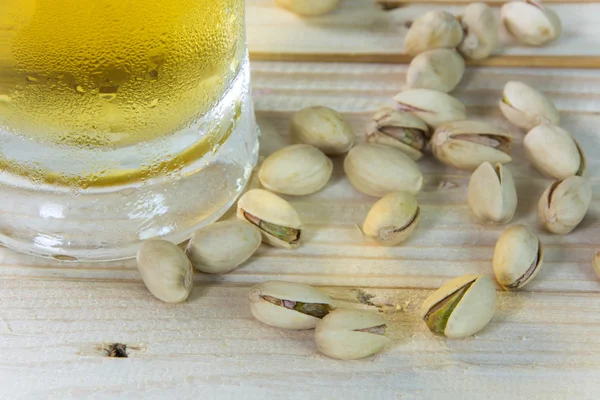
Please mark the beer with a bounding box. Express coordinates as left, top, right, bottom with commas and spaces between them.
0, 0, 245, 147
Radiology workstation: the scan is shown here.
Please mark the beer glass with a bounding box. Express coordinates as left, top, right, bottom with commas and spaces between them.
0, 1, 259, 260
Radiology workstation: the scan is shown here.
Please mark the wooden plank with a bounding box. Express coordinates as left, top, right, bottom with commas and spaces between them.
378, 0, 600, 6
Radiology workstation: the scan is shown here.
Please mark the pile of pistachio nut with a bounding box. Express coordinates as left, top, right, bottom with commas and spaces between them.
135, 1, 593, 361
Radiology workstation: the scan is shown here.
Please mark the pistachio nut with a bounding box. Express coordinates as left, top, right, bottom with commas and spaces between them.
237, 189, 302, 249
524, 124, 585, 180
136, 240, 193, 303
431, 120, 513, 170
458, 3, 499, 60
500, 81, 560, 130
501, 0, 561, 46
593, 252, 600, 279
258, 144, 333, 196
404, 10, 464, 56
467, 162, 517, 224
185, 221, 262, 274
366, 107, 430, 160
394, 89, 467, 129
275, 0, 340, 16
344, 143, 423, 197
291, 106, 355, 155
249, 281, 333, 330
421, 274, 496, 339
363, 191, 420, 246
406, 49, 465, 93
315, 308, 391, 360
493, 225, 544, 290
537, 176, 592, 234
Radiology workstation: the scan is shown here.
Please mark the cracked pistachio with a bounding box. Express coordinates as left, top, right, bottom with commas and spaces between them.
259, 144, 333, 196
366, 107, 430, 160
538, 176, 592, 235
249, 281, 333, 330
467, 162, 517, 224
315, 308, 391, 360
593, 252, 600, 279
493, 225, 544, 290
502, 0, 561, 46
185, 221, 261, 274
237, 189, 302, 249
394, 89, 467, 129
500, 81, 560, 130
344, 143, 423, 197
363, 191, 420, 246
431, 120, 513, 170
421, 274, 496, 339
524, 124, 585, 180
406, 49, 465, 93
136, 240, 193, 303
404, 10, 464, 56
291, 106, 355, 155
275, 0, 340, 16
458, 3, 499, 60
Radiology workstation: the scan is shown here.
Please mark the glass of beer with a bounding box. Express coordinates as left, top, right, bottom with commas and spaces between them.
0, 0, 259, 260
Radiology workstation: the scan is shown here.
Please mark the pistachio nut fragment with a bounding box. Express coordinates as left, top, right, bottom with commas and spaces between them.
363, 191, 420, 246
406, 49, 465, 93
431, 120, 513, 170
421, 274, 496, 339
275, 0, 340, 16
501, 0, 561, 46
136, 240, 193, 303
344, 143, 423, 197
538, 176, 592, 234
467, 162, 517, 224
315, 308, 391, 360
258, 144, 333, 196
185, 221, 262, 274
366, 107, 430, 160
249, 281, 333, 330
593, 252, 600, 279
500, 81, 560, 130
237, 189, 302, 249
458, 3, 499, 60
404, 10, 464, 56
493, 225, 544, 290
524, 124, 585, 180
291, 106, 355, 155
394, 89, 467, 129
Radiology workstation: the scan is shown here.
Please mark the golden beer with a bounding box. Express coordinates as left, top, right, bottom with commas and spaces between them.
0, 0, 245, 147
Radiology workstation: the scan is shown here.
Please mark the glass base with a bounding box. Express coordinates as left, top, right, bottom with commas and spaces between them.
0, 58, 259, 261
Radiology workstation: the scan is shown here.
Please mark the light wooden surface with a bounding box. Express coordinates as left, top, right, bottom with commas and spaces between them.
4, 3, 600, 400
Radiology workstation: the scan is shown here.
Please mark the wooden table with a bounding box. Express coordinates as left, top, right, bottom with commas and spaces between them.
3, 1, 600, 398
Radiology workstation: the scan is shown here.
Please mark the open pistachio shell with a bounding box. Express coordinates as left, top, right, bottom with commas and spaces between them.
493, 225, 544, 290
467, 162, 517, 224
404, 10, 464, 56
458, 3, 499, 60
538, 176, 592, 235
363, 191, 420, 246
500, 81, 560, 130
406, 49, 465, 93
502, 0, 561, 46
275, 0, 340, 16
394, 89, 467, 129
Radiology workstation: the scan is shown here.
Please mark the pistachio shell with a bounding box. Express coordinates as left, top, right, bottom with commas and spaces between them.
538, 176, 592, 234
394, 89, 467, 128
275, 0, 340, 16
502, 1, 561, 46
367, 107, 430, 160
500, 81, 560, 130
237, 189, 302, 249
421, 274, 496, 339
493, 225, 544, 290
136, 240, 193, 303
524, 124, 585, 180
467, 162, 517, 224
431, 120, 513, 170
406, 49, 465, 93
593, 252, 600, 279
291, 106, 355, 155
185, 221, 262, 274
315, 308, 391, 360
344, 143, 423, 197
259, 144, 333, 196
249, 281, 333, 330
363, 191, 420, 245
404, 10, 464, 56
458, 3, 499, 60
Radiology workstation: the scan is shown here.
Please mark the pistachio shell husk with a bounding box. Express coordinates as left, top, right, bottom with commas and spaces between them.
458, 3, 499, 60
538, 176, 592, 235
291, 106, 355, 155
363, 191, 420, 246
275, 0, 340, 16
493, 225, 544, 290
406, 49, 465, 93
501, 0, 561, 46
500, 81, 560, 130
394, 89, 467, 129
467, 162, 517, 224
404, 10, 464, 56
